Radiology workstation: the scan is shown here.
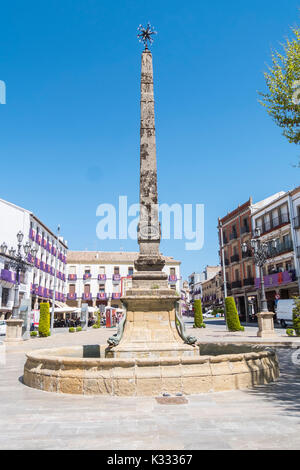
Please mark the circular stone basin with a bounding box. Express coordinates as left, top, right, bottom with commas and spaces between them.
23, 343, 279, 396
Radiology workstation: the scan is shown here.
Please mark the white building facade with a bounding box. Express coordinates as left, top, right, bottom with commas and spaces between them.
66, 251, 181, 310
251, 187, 300, 312
0, 198, 68, 319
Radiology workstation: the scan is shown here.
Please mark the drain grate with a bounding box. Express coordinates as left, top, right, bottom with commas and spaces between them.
155, 396, 188, 405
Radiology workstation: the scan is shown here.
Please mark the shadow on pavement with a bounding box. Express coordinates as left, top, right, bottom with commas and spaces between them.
245, 348, 300, 416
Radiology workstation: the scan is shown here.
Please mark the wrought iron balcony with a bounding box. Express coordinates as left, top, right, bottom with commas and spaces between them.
68, 274, 77, 281
98, 274, 107, 281
231, 280, 242, 288
169, 275, 177, 283
230, 254, 240, 263
112, 292, 121, 299
112, 274, 121, 282
240, 225, 250, 235
261, 214, 290, 234
243, 277, 254, 286
29, 229, 35, 241
67, 293, 77, 300
35, 234, 42, 245
242, 250, 252, 259
0, 269, 16, 284
267, 240, 293, 258
83, 273, 92, 280
97, 292, 107, 300
255, 270, 296, 288
82, 292, 92, 300
230, 232, 238, 241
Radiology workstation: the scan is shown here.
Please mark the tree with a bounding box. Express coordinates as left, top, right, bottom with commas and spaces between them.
224, 297, 244, 332
39, 302, 50, 337
259, 28, 300, 148
193, 299, 206, 328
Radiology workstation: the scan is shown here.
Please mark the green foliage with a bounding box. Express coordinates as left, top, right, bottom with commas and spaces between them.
292, 297, 300, 335
69, 327, 75, 333
30, 331, 37, 337
286, 328, 295, 336
212, 308, 224, 316
76, 326, 82, 332
96, 311, 101, 328
92, 324, 100, 329
194, 299, 205, 328
38, 302, 50, 337
287, 297, 300, 337
259, 28, 300, 146
225, 297, 244, 332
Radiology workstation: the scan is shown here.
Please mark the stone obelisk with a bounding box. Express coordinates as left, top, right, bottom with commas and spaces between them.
107, 27, 198, 359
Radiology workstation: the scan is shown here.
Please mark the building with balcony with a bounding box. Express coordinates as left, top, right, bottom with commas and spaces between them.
0, 197, 68, 319
188, 266, 220, 305
218, 192, 284, 320
201, 270, 223, 310
252, 187, 300, 312
66, 251, 181, 311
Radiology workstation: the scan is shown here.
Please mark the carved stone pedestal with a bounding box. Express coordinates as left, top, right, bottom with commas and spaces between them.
107, 288, 198, 359
257, 311, 276, 338
5, 319, 24, 342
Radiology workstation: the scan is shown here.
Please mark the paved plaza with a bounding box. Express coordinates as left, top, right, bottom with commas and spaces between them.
0, 321, 299, 450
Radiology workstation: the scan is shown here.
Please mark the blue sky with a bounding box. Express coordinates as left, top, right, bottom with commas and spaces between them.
0, 0, 299, 280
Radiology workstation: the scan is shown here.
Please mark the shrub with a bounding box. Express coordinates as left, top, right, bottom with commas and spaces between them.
95, 311, 101, 328
286, 297, 300, 337
76, 326, 82, 332
286, 328, 295, 337
69, 327, 75, 333
30, 331, 37, 337
194, 299, 206, 328
225, 297, 244, 332
39, 302, 50, 337
92, 324, 100, 329
293, 298, 300, 336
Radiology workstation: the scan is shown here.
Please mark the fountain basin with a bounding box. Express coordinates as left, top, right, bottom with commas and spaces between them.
23, 343, 279, 396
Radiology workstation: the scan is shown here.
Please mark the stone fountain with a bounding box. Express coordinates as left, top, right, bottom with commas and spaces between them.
23, 27, 279, 396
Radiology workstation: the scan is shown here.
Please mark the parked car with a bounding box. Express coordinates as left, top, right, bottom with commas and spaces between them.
276, 299, 295, 328
0, 320, 6, 336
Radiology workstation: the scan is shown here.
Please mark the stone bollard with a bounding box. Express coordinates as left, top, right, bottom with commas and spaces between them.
257, 311, 276, 338
5, 319, 24, 342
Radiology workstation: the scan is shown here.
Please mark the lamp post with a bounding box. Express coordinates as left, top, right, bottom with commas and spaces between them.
241, 227, 277, 338
1, 231, 37, 341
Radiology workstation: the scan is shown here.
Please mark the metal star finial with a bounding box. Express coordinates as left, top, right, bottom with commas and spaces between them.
137, 23, 157, 50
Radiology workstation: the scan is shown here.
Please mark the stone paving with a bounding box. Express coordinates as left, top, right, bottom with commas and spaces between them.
0, 321, 300, 449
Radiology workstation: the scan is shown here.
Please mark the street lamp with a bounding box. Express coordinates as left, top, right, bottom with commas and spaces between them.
2, 231, 37, 319
241, 228, 277, 312
0, 242, 7, 255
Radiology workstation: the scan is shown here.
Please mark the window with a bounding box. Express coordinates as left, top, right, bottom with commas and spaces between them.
235, 269, 239, 281
69, 266, 76, 275
247, 265, 252, 279
99, 285, 105, 293
99, 266, 105, 274
84, 267, 91, 275
170, 267, 176, 276
128, 267, 133, 276
84, 284, 90, 295
69, 284, 75, 294
114, 267, 120, 275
